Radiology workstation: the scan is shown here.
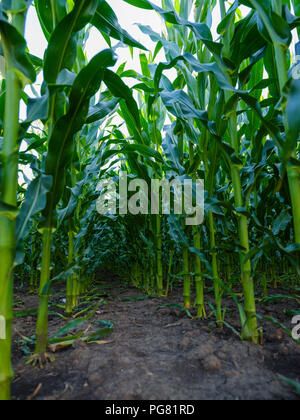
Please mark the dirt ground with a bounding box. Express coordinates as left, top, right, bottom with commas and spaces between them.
11, 275, 300, 400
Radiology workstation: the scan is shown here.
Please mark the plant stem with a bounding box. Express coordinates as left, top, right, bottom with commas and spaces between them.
219, 0, 258, 341
229, 118, 258, 341
183, 245, 191, 308
193, 226, 206, 318
66, 229, 74, 316
208, 211, 222, 324
0, 0, 27, 400
272, 38, 300, 246
268, 0, 300, 248
165, 250, 174, 297
288, 161, 300, 244
35, 228, 52, 358
156, 215, 164, 295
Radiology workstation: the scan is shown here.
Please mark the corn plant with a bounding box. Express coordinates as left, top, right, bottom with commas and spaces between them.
0, 0, 148, 398
119, 0, 300, 339
0, 0, 300, 401
0, 0, 36, 400
30, 0, 149, 365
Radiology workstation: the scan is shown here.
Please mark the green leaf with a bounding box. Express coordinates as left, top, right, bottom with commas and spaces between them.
24, 92, 49, 123
44, 0, 98, 84
122, 0, 153, 9
272, 210, 292, 236
103, 69, 143, 143
121, 143, 164, 163
86, 97, 119, 124
36, 0, 68, 40
16, 172, 52, 244
92, 0, 147, 50
285, 79, 300, 155
240, 0, 292, 46
0, 14, 36, 85
279, 375, 300, 396
54, 69, 77, 87
167, 214, 189, 247
14, 309, 37, 318
84, 320, 114, 342
160, 89, 242, 167
51, 318, 87, 338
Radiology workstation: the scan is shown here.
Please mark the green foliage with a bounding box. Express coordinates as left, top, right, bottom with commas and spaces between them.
0, 0, 299, 400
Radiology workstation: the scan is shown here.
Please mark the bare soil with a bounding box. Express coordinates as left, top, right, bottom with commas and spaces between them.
11, 275, 300, 400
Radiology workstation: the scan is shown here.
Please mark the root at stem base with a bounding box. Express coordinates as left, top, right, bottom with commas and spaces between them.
26, 353, 55, 368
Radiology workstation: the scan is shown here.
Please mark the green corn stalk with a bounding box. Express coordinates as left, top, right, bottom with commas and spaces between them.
66, 227, 74, 316
270, 0, 300, 247
29, 223, 39, 294
182, 244, 191, 308
65, 164, 79, 316
156, 214, 164, 295
248, 0, 300, 248
206, 78, 223, 326
34, 228, 52, 359
219, 0, 258, 341
193, 225, 205, 317
0, 1, 31, 400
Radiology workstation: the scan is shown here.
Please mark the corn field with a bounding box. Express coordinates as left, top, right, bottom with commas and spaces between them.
0, 0, 300, 402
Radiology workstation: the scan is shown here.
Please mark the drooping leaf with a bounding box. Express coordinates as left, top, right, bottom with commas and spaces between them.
0, 13, 35, 85
16, 172, 53, 244
92, 0, 147, 50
